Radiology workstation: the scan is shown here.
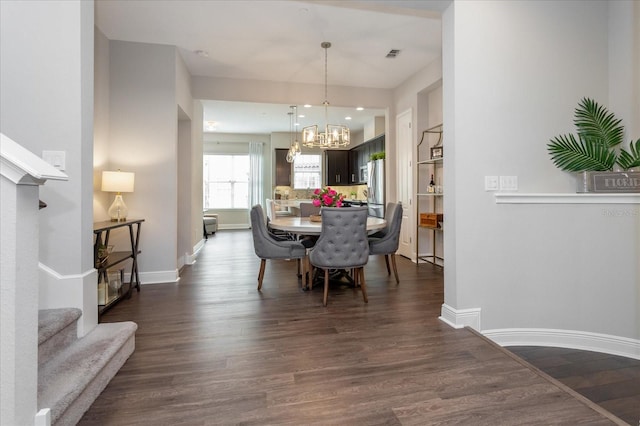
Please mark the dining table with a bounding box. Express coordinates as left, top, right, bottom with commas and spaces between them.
268, 215, 387, 290
268, 215, 387, 236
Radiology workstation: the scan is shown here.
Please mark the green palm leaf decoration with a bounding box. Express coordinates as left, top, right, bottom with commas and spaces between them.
548, 134, 616, 171
574, 98, 624, 148
548, 98, 627, 172
617, 138, 640, 170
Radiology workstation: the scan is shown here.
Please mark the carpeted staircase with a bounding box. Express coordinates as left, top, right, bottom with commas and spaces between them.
38, 308, 137, 426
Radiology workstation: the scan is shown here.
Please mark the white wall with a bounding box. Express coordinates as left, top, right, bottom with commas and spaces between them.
177, 114, 192, 268
192, 76, 393, 110
442, 0, 639, 355
191, 100, 204, 253
1, 0, 97, 335
175, 50, 196, 268
608, 0, 639, 138
108, 40, 180, 283
94, 27, 111, 222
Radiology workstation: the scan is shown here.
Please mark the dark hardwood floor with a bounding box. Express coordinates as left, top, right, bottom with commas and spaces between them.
508, 346, 640, 426
80, 229, 632, 425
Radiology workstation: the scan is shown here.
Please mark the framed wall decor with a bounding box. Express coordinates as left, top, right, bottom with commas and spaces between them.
430, 146, 443, 159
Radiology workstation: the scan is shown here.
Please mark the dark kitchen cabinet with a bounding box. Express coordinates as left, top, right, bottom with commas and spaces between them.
275, 149, 291, 186
325, 150, 349, 186
346, 135, 386, 184
349, 147, 363, 184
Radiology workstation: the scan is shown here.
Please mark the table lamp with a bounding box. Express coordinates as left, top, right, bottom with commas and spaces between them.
101, 170, 135, 222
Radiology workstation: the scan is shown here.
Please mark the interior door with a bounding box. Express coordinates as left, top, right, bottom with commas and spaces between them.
396, 109, 413, 259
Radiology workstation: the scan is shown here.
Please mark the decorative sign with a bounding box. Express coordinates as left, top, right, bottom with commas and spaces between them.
587, 172, 640, 193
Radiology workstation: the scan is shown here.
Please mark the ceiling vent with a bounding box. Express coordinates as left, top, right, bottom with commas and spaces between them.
386, 49, 401, 58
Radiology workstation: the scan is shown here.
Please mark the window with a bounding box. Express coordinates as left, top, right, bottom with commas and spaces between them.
293, 154, 322, 189
203, 154, 249, 209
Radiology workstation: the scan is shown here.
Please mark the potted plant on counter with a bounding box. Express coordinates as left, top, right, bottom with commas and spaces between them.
547, 98, 639, 192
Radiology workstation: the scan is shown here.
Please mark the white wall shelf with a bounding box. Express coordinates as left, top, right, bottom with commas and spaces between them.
495, 193, 640, 204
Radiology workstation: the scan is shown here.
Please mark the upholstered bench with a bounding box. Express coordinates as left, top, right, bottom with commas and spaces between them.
203, 213, 218, 238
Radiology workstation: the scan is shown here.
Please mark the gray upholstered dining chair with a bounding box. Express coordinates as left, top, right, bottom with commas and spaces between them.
368, 202, 403, 283
308, 206, 369, 306
368, 202, 397, 239
250, 204, 307, 290
298, 202, 321, 217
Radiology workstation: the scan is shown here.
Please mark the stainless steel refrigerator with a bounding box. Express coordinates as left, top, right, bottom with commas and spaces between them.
367, 159, 385, 218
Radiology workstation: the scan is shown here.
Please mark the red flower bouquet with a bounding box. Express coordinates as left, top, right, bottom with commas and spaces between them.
312, 186, 344, 208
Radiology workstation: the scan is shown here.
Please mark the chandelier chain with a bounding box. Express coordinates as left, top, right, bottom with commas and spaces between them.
301, 41, 350, 149
324, 43, 328, 104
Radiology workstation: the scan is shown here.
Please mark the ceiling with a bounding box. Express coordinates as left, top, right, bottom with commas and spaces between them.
95, 0, 447, 134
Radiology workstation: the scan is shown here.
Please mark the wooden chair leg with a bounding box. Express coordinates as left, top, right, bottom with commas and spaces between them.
359, 268, 368, 303
257, 259, 266, 290
323, 269, 330, 306
308, 261, 314, 290
300, 256, 306, 289
384, 255, 391, 275
391, 253, 400, 284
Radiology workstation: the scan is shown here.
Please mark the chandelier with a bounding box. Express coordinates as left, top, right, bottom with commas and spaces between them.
302, 42, 350, 149
286, 105, 301, 163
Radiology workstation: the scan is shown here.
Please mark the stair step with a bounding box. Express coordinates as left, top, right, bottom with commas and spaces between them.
38, 308, 82, 367
38, 321, 137, 426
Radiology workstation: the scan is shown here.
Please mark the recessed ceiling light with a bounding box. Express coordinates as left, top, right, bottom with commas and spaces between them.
356, 107, 364, 111
298, 114, 305, 118
303, 104, 312, 108
345, 116, 352, 120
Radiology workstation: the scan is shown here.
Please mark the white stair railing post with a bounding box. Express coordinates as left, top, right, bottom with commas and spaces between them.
1, 133, 67, 426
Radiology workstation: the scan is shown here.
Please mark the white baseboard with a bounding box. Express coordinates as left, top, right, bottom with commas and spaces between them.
219, 224, 250, 230
483, 328, 640, 360
38, 264, 97, 337
439, 304, 481, 331
125, 269, 180, 285
179, 239, 206, 268
193, 239, 205, 255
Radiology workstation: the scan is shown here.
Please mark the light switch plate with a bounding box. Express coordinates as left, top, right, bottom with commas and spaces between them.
500, 175, 518, 191
42, 150, 66, 171
484, 176, 499, 191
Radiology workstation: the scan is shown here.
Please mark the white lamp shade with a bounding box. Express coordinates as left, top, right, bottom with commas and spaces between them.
101, 171, 135, 193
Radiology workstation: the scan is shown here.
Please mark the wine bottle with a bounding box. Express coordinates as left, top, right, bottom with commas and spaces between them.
428, 174, 435, 193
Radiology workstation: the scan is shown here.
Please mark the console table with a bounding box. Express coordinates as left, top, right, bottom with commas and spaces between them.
93, 218, 144, 316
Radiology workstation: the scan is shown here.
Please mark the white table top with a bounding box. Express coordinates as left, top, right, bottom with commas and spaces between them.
269, 216, 386, 235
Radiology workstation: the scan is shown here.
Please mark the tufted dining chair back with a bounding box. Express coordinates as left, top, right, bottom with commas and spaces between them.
250, 205, 307, 290
308, 206, 369, 306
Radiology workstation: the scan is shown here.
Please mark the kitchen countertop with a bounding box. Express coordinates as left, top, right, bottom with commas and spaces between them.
275, 199, 367, 207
